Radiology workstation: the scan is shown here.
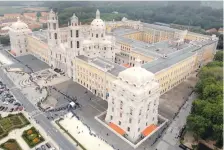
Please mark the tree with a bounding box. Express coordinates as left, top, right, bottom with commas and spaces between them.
36, 12, 41, 18
187, 115, 211, 138
202, 83, 222, 99
214, 51, 223, 62
217, 34, 223, 50
0, 35, 10, 46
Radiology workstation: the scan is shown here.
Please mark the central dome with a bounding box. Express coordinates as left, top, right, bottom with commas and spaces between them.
90, 9, 105, 31
11, 17, 28, 30
91, 19, 105, 30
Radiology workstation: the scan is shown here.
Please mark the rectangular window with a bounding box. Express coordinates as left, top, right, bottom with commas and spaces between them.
111, 116, 113, 120
127, 127, 130, 132
53, 23, 56, 30
130, 108, 133, 115
77, 41, 79, 48
120, 101, 123, 110
120, 112, 122, 117
139, 109, 142, 115
71, 41, 73, 48
119, 121, 121, 125
76, 30, 79, 37
70, 30, 72, 37
129, 118, 132, 123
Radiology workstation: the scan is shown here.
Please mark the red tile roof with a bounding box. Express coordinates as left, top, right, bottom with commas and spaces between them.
142, 124, 157, 136
109, 122, 126, 135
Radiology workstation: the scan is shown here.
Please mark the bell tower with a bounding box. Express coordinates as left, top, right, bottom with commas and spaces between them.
47, 9, 60, 47
68, 13, 82, 57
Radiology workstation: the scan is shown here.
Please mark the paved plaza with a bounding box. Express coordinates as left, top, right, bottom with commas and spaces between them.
159, 75, 198, 120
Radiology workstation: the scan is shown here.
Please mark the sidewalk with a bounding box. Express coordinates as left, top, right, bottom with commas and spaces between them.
156, 93, 196, 150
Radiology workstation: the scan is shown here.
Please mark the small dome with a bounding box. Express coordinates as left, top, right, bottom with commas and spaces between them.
11, 17, 28, 30
119, 62, 155, 87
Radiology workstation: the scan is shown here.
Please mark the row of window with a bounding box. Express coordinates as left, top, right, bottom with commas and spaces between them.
158, 61, 193, 82
91, 33, 104, 38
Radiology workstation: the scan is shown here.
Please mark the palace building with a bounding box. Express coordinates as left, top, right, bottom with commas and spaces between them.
8, 9, 218, 145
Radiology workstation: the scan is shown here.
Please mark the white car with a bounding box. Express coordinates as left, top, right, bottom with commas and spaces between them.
3, 101, 8, 105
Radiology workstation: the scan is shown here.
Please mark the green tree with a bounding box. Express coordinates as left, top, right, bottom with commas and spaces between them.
214, 51, 223, 62
187, 115, 211, 138
202, 83, 222, 99
36, 12, 41, 18
0, 35, 10, 46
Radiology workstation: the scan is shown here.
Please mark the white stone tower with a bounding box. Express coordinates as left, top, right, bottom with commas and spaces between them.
67, 13, 83, 78
105, 58, 160, 143
8, 17, 31, 56
68, 13, 83, 56
47, 9, 60, 47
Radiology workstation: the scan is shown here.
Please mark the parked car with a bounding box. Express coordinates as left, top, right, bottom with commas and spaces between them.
41, 145, 46, 150
14, 102, 21, 106
45, 143, 51, 148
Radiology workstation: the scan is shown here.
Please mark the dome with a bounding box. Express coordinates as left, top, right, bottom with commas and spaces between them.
11, 17, 28, 30
91, 19, 105, 31
90, 9, 105, 31
118, 58, 155, 87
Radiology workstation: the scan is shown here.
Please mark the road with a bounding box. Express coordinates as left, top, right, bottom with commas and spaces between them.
0, 69, 77, 150
155, 92, 196, 150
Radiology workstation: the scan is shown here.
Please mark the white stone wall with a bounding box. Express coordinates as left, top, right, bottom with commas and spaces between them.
105, 67, 160, 143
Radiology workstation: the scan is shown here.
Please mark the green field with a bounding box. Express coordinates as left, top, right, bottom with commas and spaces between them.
0, 113, 30, 140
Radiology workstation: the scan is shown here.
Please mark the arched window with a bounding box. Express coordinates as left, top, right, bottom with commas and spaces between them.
54, 33, 57, 39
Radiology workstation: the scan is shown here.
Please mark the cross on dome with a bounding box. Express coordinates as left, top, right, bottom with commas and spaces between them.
96, 9, 100, 19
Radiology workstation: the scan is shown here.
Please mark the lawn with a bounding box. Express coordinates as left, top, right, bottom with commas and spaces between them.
0, 139, 22, 150
22, 127, 44, 148
0, 113, 30, 140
